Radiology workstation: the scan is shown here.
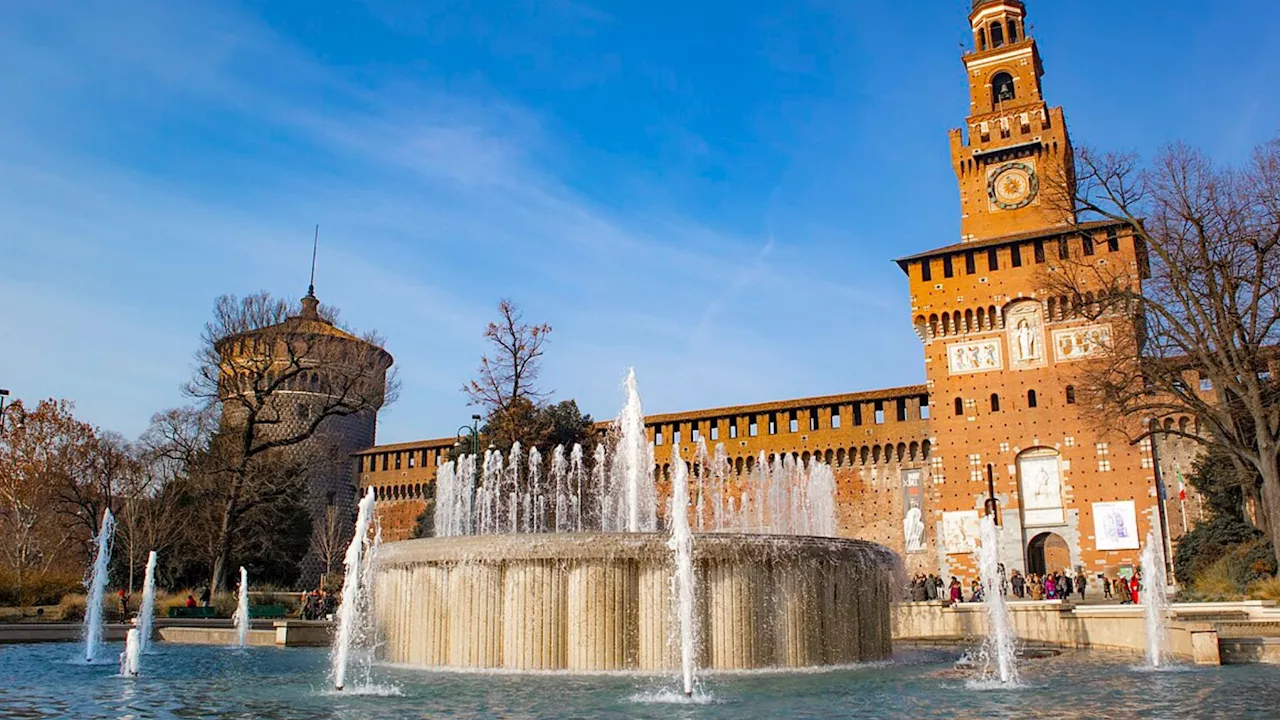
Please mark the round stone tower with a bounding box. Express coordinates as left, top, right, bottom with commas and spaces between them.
217, 289, 393, 586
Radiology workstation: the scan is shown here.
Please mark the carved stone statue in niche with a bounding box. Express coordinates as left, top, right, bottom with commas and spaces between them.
1005, 300, 1046, 369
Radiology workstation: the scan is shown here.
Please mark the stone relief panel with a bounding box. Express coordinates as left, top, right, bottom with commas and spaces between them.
1052, 324, 1113, 363
1018, 450, 1065, 527
941, 510, 981, 554
901, 469, 926, 554
1005, 300, 1046, 370
946, 338, 1003, 375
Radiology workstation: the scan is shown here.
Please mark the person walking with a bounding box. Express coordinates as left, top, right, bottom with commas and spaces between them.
1076, 571, 1087, 601
117, 588, 130, 620
948, 577, 963, 603
1102, 575, 1112, 600
1010, 570, 1025, 599
199, 586, 211, 608
925, 574, 939, 601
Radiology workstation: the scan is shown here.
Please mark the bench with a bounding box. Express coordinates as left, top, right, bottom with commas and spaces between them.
249, 604, 288, 619
167, 607, 217, 619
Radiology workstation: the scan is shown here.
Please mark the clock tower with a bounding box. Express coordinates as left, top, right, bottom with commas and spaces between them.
950, 0, 1076, 242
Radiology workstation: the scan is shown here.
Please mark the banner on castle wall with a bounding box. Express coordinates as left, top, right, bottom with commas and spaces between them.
902, 469, 926, 554
1093, 500, 1140, 551
941, 510, 981, 554
946, 338, 1003, 375
1018, 451, 1065, 527
1052, 324, 1113, 363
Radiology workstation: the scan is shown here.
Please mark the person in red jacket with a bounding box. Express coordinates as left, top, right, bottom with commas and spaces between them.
185, 594, 198, 608
1129, 572, 1142, 604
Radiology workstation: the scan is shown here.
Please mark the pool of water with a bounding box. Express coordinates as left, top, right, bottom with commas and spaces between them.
2, 642, 1279, 719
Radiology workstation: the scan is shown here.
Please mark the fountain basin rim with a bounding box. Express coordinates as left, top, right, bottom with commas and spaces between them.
378, 532, 896, 565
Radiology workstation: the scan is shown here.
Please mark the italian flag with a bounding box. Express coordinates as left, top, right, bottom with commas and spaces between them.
1177, 470, 1187, 501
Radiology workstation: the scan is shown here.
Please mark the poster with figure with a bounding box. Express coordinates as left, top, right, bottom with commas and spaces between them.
1018, 452, 1065, 527
902, 469, 926, 553
942, 510, 981, 554
947, 339, 1003, 375
1053, 324, 1113, 362
1093, 501, 1140, 550
1005, 300, 1046, 369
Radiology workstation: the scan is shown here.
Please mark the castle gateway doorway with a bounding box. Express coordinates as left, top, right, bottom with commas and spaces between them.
1027, 532, 1070, 576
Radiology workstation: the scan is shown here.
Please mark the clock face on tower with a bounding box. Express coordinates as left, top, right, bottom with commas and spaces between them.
987, 161, 1039, 210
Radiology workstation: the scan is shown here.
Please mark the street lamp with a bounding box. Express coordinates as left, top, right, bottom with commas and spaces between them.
0, 389, 10, 435
456, 414, 482, 533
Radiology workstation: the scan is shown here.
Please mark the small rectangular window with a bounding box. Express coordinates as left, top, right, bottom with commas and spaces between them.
673, 429, 681, 445
1059, 238, 1070, 259
874, 402, 885, 425
987, 248, 999, 271
1199, 377, 1213, 392
749, 419, 758, 437
1011, 245, 1023, 267
1033, 240, 1045, 263
897, 399, 907, 422
730, 422, 738, 439
710, 425, 719, 441
831, 407, 841, 428
1107, 227, 1120, 252
920, 402, 931, 420
768, 412, 777, 435
853, 404, 864, 426
691, 427, 700, 442
382, 454, 389, 471
408, 454, 415, 468
655, 428, 664, 446
1082, 235, 1095, 256
943, 256, 954, 278
921, 260, 932, 282
965, 252, 976, 275
357, 456, 365, 473
809, 412, 819, 431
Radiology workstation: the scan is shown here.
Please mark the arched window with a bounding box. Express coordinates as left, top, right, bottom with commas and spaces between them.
992, 72, 1015, 106
1065, 386, 1076, 404
990, 393, 1001, 412
978, 28, 988, 51
990, 21, 1005, 48
1008, 20, 1019, 43
955, 397, 965, 416
1027, 389, 1038, 408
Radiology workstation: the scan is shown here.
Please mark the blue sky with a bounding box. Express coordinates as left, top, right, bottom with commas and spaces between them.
2, 0, 1278, 444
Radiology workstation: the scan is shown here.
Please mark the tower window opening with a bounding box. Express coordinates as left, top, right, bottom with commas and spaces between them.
710, 424, 719, 441
1011, 245, 1023, 267
954, 397, 965, 416
897, 399, 908, 422
655, 428, 664, 446
1034, 240, 1046, 263
988, 248, 1000, 271
992, 71, 1014, 108
921, 259, 932, 282
809, 411, 819, 431
1059, 238, 1070, 259
768, 412, 778, 435
1008, 20, 1019, 43
730, 422, 739, 439
831, 407, 842, 429
920, 400, 931, 420
943, 256, 954, 278
673, 428, 681, 445
874, 402, 885, 425
965, 252, 977, 275
990, 393, 1001, 412
990, 21, 1005, 48
1066, 386, 1077, 404
978, 28, 988, 51
789, 411, 798, 433
1083, 235, 1095, 256
1107, 228, 1120, 252
853, 404, 864, 426
1027, 390, 1038, 408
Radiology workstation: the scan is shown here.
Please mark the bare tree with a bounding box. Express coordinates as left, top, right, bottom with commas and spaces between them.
463, 299, 552, 447
185, 292, 396, 591
310, 504, 348, 583
1045, 138, 1280, 563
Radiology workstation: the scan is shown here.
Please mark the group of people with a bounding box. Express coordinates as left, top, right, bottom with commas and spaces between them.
1009, 569, 1087, 600
907, 565, 1144, 605
300, 589, 337, 620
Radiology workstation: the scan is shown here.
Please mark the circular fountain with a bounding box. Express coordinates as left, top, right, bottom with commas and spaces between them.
370, 371, 899, 674
375, 532, 895, 671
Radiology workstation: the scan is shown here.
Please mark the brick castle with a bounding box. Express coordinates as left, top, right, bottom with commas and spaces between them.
345, 1, 1206, 583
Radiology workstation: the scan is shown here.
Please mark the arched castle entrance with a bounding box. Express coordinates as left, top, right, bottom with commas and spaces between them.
1026, 532, 1070, 575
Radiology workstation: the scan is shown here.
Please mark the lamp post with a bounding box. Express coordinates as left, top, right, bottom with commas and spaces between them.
456, 414, 482, 533
0, 389, 10, 435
